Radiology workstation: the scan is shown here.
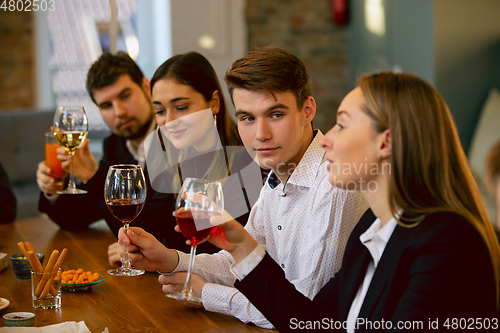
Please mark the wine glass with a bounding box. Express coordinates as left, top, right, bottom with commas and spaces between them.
105, 164, 147, 276
167, 177, 223, 302
53, 106, 89, 194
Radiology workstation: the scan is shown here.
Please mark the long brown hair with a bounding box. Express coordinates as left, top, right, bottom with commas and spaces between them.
358, 72, 500, 308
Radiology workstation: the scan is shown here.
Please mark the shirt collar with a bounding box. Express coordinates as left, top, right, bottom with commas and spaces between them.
359, 215, 398, 267
266, 129, 326, 190
126, 120, 156, 166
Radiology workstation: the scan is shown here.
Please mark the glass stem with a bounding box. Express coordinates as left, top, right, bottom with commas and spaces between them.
182, 245, 197, 299
122, 223, 131, 269
68, 152, 77, 189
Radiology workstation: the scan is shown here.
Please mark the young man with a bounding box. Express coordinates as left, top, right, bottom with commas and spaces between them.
119, 46, 368, 328
36, 52, 199, 264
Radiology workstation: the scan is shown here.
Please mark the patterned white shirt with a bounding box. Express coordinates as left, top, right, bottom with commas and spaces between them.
172, 131, 369, 328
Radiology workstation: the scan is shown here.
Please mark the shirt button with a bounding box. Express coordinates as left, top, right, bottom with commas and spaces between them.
277, 225, 282, 230
281, 263, 285, 269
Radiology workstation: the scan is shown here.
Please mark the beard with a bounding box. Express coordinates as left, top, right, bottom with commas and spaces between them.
127, 116, 153, 140
123, 103, 155, 140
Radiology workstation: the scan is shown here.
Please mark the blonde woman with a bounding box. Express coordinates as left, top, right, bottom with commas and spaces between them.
206, 72, 500, 331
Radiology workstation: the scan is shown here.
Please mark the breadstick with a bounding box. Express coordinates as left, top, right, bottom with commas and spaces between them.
22, 241, 45, 274
18, 242, 41, 284
26, 250, 58, 296
25, 242, 49, 277
40, 248, 67, 299
17, 242, 30, 262
26, 250, 44, 273
25, 241, 35, 253
35, 249, 59, 297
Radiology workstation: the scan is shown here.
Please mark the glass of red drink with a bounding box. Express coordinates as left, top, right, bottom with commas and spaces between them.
45, 131, 65, 188
104, 164, 147, 276
167, 177, 223, 302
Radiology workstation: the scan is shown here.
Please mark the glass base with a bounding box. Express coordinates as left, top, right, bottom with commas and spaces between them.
32, 294, 61, 309
165, 292, 203, 303
57, 187, 87, 194
107, 267, 145, 276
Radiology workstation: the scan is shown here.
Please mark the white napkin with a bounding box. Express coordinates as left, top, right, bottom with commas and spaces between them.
0, 321, 108, 333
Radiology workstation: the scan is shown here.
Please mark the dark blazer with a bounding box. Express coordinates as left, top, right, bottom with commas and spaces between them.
0, 161, 16, 223
236, 209, 498, 332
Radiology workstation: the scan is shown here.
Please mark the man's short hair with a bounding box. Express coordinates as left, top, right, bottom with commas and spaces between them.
86, 51, 144, 104
224, 46, 311, 109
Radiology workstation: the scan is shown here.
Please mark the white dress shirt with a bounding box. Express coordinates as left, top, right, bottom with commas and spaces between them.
171, 131, 369, 328
346, 216, 398, 333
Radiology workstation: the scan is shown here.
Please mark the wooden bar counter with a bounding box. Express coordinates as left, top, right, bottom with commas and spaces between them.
0, 215, 275, 332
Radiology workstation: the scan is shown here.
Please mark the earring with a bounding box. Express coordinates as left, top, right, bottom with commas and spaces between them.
214, 114, 217, 128
379, 154, 383, 160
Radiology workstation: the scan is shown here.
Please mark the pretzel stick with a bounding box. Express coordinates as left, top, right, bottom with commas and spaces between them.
25, 241, 35, 253
17, 242, 42, 285
16, 242, 30, 260
40, 248, 67, 299
17, 242, 43, 283
35, 249, 59, 297
25, 250, 58, 296
24, 242, 45, 274
21, 241, 57, 295
26, 250, 42, 284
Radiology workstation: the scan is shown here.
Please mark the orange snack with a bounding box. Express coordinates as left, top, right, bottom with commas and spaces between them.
57, 268, 100, 284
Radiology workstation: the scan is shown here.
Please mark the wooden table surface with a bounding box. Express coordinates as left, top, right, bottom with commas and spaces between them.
0, 215, 275, 332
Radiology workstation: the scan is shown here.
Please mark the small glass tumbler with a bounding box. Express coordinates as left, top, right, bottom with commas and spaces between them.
31, 269, 61, 309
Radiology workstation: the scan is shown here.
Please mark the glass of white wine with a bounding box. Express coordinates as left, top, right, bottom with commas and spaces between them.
53, 106, 89, 194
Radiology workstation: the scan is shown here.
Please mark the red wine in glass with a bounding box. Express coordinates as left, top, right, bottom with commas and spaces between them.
176, 210, 218, 246
104, 164, 147, 277
107, 198, 145, 224
165, 177, 223, 303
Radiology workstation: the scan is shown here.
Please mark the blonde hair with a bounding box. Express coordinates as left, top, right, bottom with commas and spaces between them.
358, 72, 500, 309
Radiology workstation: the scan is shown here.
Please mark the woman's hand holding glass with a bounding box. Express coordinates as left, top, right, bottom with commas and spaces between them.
105, 164, 146, 276
117, 226, 180, 273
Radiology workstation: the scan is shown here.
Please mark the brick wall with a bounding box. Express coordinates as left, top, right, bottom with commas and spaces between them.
0, 11, 35, 111
246, 0, 350, 133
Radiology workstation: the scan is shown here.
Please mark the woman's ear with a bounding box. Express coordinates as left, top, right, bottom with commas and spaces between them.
210, 90, 221, 115
378, 129, 392, 159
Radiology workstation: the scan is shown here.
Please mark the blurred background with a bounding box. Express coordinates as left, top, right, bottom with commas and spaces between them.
1, 0, 500, 220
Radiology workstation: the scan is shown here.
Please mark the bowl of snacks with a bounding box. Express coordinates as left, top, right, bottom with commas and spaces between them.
58, 269, 104, 292
10, 253, 44, 281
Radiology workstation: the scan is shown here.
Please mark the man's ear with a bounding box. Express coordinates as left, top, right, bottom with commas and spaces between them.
142, 77, 152, 100
378, 129, 392, 159
303, 96, 316, 125
210, 90, 221, 115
